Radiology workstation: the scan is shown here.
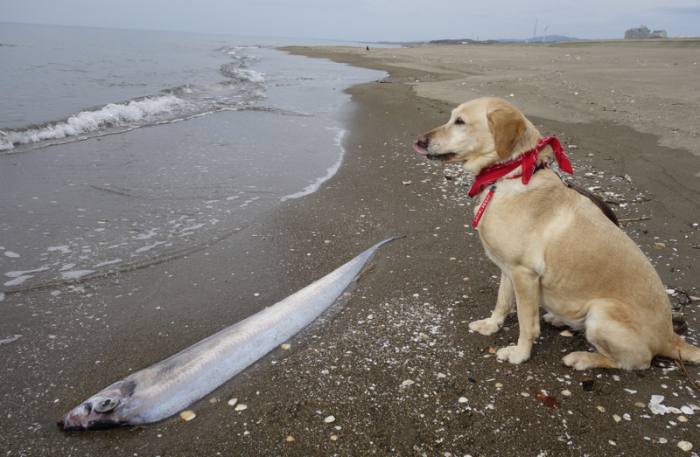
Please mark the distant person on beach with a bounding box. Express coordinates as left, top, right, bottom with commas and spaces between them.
366, 46, 369, 51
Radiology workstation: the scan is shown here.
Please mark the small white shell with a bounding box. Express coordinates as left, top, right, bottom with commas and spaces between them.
677, 441, 692, 451
180, 410, 196, 421
324, 415, 336, 423
650, 395, 665, 404
235, 404, 247, 411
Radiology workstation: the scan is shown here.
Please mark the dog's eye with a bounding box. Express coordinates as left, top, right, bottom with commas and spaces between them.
455, 118, 465, 125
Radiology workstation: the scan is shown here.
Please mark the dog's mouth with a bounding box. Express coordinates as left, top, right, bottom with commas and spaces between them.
413, 137, 430, 156
425, 152, 457, 162
413, 135, 457, 163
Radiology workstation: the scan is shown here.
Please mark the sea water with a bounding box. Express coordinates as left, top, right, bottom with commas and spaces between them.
0, 23, 387, 292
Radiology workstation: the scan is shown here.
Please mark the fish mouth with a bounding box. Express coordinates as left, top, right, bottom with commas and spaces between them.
58, 416, 123, 432
59, 420, 122, 432
57, 403, 122, 432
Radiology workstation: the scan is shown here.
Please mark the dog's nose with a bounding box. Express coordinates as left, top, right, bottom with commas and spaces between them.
413, 134, 429, 156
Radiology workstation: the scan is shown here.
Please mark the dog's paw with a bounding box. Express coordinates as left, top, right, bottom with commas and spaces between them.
563, 352, 618, 370
543, 313, 566, 327
562, 352, 595, 370
468, 318, 501, 335
496, 346, 531, 364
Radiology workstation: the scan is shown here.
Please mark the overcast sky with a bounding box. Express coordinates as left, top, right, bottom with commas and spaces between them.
1, 0, 698, 42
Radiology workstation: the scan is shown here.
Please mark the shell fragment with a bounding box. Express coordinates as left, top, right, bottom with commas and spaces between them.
678, 441, 693, 451
180, 410, 196, 421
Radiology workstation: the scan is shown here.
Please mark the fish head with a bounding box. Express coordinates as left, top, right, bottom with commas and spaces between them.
57, 380, 136, 431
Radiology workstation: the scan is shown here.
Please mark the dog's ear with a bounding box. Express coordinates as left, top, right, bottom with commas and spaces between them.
487, 106, 526, 160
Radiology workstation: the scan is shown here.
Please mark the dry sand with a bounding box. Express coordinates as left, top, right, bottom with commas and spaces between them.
300, 40, 700, 155
2, 41, 700, 456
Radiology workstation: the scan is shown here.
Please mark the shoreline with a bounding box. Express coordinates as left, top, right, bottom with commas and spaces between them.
2, 43, 700, 456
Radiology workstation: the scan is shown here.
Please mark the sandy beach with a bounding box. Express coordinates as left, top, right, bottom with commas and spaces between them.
2, 40, 700, 456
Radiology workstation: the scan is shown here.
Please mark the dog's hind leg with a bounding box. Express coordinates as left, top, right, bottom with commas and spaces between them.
469, 271, 515, 335
563, 299, 653, 371
562, 352, 620, 370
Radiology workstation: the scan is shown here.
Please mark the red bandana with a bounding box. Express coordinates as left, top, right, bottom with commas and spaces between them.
467, 137, 573, 198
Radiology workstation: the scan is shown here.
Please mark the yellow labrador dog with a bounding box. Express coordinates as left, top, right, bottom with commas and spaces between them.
413, 96, 700, 370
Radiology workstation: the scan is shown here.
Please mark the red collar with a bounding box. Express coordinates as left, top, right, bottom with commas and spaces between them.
468, 137, 573, 198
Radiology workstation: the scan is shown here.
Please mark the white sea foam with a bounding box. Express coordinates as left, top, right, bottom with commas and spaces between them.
134, 228, 159, 240
0, 336, 19, 345
61, 270, 95, 280
47, 246, 72, 254
4, 251, 20, 258
135, 241, 166, 253
5, 267, 50, 278
281, 130, 346, 202
94, 258, 123, 268
232, 69, 266, 84
59, 264, 76, 271
1, 95, 186, 150
4, 275, 34, 287
179, 224, 205, 235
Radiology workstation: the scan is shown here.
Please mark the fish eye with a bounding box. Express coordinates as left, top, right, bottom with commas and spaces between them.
94, 396, 120, 413
455, 118, 465, 125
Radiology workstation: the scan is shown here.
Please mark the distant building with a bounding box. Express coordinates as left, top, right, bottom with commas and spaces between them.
625, 25, 650, 39
624, 25, 667, 39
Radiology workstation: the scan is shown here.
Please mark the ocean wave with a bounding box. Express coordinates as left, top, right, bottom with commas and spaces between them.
225, 67, 266, 84
1, 45, 270, 153
218, 45, 266, 84
220, 45, 261, 63
0, 95, 188, 151
219, 59, 266, 84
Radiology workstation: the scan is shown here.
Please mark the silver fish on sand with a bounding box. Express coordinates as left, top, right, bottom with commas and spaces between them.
58, 237, 402, 431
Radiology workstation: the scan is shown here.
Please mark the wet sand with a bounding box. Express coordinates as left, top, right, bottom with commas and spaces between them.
2, 41, 700, 456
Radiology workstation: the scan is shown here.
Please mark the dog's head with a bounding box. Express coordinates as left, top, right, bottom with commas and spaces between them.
413, 97, 539, 174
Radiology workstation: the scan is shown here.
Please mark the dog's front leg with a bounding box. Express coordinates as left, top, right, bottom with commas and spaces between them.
469, 271, 515, 335
496, 267, 540, 364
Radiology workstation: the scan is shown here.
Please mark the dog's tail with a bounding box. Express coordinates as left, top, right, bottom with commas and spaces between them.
661, 334, 700, 364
